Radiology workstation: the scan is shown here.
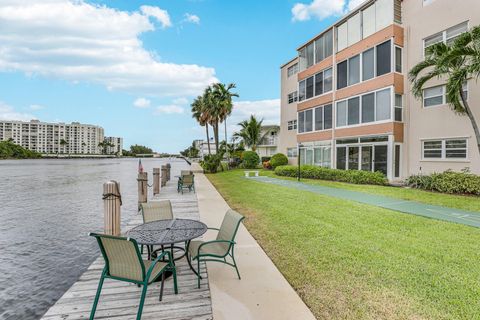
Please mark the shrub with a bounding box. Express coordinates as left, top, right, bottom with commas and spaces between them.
407, 170, 480, 195
242, 151, 260, 169
274, 165, 388, 185
0, 140, 41, 159
200, 154, 223, 173
269, 153, 288, 169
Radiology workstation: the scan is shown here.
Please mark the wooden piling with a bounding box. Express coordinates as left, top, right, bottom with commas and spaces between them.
153, 168, 160, 195
166, 163, 171, 181
161, 165, 167, 187
103, 180, 121, 236
137, 172, 148, 209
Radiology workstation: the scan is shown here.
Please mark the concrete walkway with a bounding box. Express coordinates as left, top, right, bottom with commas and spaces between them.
191, 165, 315, 320
251, 175, 480, 228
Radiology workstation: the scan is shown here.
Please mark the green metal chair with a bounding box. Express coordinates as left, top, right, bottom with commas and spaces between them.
187, 209, 245, 288
178, 174, 195, 194
139, 200, 174, 255
89, 233, 178, 320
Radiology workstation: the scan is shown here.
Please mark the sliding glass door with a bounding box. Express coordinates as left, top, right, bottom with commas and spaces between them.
336, 144, 388, 175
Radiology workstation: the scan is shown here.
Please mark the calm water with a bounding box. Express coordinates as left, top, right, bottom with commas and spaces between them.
0, 158, 188, 320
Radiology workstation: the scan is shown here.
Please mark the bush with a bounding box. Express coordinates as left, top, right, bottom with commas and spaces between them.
0, 140, 41, 159
269, 153, 288, 169
274, 165, 388, 185
407, 170, 480, 195
242, 151, 260, 169
200, 154, 223, 173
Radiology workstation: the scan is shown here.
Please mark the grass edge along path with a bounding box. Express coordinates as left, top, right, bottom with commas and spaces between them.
207, 170, 480, 320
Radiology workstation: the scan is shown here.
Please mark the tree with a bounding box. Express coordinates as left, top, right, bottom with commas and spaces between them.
233, 115, 269, 152
410, 26, 480, 155
130, 144, 153, 155
59, 138, 68, 154
213, 83, 238, 161
191, 94, 212, 155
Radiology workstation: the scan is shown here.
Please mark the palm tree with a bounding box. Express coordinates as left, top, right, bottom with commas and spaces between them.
233, 115, 269, 152
213, 83, 239, 163
204, 86, 222, 152
410, 26, 480, 155
191, 94, 211, 155
59, 138, 68, 154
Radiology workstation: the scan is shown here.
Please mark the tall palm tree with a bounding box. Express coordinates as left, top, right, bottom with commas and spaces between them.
204, 86, 222, 152
59, 138, 68, 154
191, 95, 211, 155
410, 26, 480, 155
233, 115, 269, 152
213, 83, 239, 163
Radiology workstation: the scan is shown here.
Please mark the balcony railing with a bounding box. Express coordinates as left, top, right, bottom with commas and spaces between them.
259, 137, 278, 146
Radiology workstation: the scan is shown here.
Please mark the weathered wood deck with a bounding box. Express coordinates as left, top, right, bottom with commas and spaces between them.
41, 178, 213, 320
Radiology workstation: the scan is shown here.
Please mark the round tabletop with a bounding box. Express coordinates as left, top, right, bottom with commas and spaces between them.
127, 219, 207, 246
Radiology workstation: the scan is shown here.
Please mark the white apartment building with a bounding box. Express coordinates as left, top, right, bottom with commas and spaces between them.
105, 136, 123, 156
0, 119, 104, 154
257, 125, 280, 158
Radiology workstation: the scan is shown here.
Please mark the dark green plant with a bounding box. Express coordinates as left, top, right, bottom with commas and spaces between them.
201, 154, 223, 173
241, 151, 260, 169
407, 170, 480, 195
234, 115, 269, 151
269, 153, 288, 169
0, 140, 41, 159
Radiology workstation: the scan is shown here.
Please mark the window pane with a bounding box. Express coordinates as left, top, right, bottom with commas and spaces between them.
362, 48, 375, 81
336, 147, 347, 169
446, 22, 468, 40
362, 4, 376, 38
306, 149, 314, 165
324, 29, 333, 57
299, 80, 306, 101
324, 68, 333, 92
298, 112, 304, 133
424, 85, 443, 98
424, 96, 443, 107
424, 140, 442, 149
337, 60, 348, 89
315, 107, 323, 130
324, 104, 332, 129
305, 109, 313, 132
394, 145, 400, 177
361, 93, 375, 123
348, 55, 360, 85
348, 97, 360, 125
376, 40, 391, 76
425, 32, 443, 47
348, 13, 361, 46
348, 146, 360, 170
336, 101, 347, 127
361, 146, 373, 171
306, 76, 314, 99
337, 22, 348, 52
315, 37, 324, 63
298, 47, 307, 71
376, 88, 391, 121
306, 43, 314, 68
322, 147, 331, 167
395, 94, 402, 107
424, 150, 442, 158
395, 47, 402, 72
376, 0, 393, 31
446, 149, 467, 158
315, 72, 323, 96
395, 108, 402, 121
446, 139, 467, 149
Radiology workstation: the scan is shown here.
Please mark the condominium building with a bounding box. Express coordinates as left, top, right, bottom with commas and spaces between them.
257, 125, 280, 158
105, 136, 123, 156
279, 0, 480, 181
0, 119, 104, 154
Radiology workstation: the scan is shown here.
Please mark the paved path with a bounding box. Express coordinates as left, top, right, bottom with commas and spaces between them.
249, 176, 480, 228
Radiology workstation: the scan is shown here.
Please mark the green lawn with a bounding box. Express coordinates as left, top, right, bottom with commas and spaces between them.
207, 170, 480, 320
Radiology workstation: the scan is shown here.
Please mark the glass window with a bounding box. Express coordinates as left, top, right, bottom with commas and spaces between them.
394, 145, 400, 177
315, 72, 323, 96
336, 147, 347, 170
306, 149, 314, 164
446, 22, 468, 45
306, 76, 314, 99
287, 63, 299, 77
288, 91, 298, 104
287, 120, 297, 130
375, 0, 393, 31
362, 4, 376, 39
315, 37, 324, 63
315, 106, 323, 131
324, 68, 333, 92
423, 140, 442, 158
298, 47, 307, 71
337, 60, 348, 89
324, 104, 332, 129
446, 139, 467, 158
424, 32, 443, 54
305, 109, 313, 132
324, 29, 333, 58
348, 55, 360, 85
306, 43, 314, 68
337, 22, 348, 52
376, 88, 391, 121
299, 80, 306, 101
423, 85, 444, 107
347, 13, 361, 46
287, 147, 298, 157
348, 146, 360, 170
376, 40, 391, 76
362, 48, 375, 81
336, 101, 347, 127
362, 93, 375, 123
394, 94, 402, 121
395, 47, 402, 73
298, 112, 305, 133
348, 97, 360, 125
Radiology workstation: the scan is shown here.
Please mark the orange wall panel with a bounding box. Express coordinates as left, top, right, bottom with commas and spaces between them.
297, 93, 334, 111
297, 130, 333, 143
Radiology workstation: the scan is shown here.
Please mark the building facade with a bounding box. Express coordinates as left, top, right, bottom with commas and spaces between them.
105, 136, 123, 156
279, 0, 480, 180
194, 138, 217, 159
257, 125, 280, 158
0, 119, 104, 154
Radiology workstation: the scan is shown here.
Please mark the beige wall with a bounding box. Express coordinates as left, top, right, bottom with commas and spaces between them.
403, 0, 480, 175
279, 58, 299, 164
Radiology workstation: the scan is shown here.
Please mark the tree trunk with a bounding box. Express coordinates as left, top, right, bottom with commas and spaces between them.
460, 89, 480, 156
205, 124, 211, 155
224, 119, 229, 169
214, 120, 220, 152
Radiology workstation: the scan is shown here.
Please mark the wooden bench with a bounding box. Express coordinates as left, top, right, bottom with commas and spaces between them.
244, 170, 259, 177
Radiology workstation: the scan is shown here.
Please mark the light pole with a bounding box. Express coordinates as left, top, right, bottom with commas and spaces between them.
297, 143, 304, 181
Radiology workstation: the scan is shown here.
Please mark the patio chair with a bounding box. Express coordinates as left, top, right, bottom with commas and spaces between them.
187, 209, 245, 288
178, 173, 195, 194
89, 233, 178, 320
139, 200, 174, 255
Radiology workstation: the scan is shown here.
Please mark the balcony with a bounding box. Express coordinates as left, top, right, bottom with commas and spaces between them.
258, 137, 278, 147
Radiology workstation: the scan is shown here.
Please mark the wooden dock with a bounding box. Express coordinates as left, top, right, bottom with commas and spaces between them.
41, 178, 213, 320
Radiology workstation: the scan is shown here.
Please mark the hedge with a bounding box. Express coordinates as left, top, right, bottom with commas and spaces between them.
270, 153, 288, 169
274, 165, 388, 185
242, 151, 260, 169
407, 170, 480, 195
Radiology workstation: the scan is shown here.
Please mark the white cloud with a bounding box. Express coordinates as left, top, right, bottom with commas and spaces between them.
29, 104, 44, 110
184, 13, 200, 24
173, 97, 189, 105
154, 105, 185, 115
0, 102, 37, 121
140, 5, 172, 29
291, 0, 364, 21
133, 97, 151, 108
229, 98, 280, 131
0, 0, 217, 97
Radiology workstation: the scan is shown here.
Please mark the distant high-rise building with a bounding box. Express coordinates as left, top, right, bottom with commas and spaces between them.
105, 136, 123, 156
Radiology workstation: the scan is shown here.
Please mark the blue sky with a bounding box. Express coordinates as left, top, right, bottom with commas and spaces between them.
0, 0, 361, 153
